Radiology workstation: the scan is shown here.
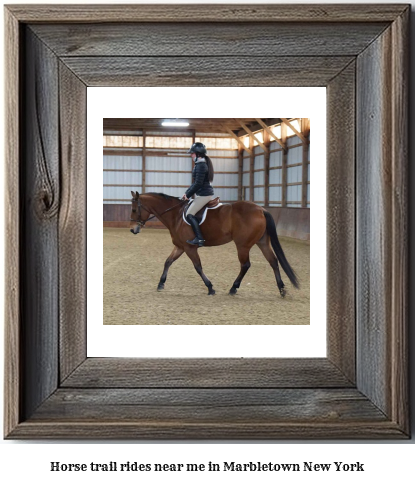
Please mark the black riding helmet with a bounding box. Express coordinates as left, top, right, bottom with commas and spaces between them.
187, 142, 207, 154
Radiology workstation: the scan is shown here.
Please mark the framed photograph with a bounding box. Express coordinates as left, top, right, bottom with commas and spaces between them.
92, 94, 323, 358
4, 4, 409, 439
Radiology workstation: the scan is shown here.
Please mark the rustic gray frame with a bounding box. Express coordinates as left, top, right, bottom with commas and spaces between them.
4, 4, 409, 439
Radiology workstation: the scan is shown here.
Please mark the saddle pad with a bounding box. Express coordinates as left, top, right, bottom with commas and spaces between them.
183, 202, 223, 226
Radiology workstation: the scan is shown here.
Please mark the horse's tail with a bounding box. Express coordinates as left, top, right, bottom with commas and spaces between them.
263, 210, 299, 289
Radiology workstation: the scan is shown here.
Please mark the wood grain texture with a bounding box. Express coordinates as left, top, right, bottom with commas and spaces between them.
21, 28, 60, 420
4, 5, 410, 440
326, 62, 356, 383
58, 62, 87, 381
356, 25, 403, 419
62, 358, 352, 389
8, 416, 406, 441
4, 6, 21, 438
355, 10, 408, 431
60, 56, 355, 87
7, 4, 408, 23
30, 22, 388, 57
389, 8, 409, 432
357, 36, 385, 406
32, 388, 386, 422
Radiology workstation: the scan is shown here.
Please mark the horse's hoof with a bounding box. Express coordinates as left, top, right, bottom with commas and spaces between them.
157, 285, 164, 291
208, 289, 216, 296
280, 288, 286, 298
229, 288, 237, 295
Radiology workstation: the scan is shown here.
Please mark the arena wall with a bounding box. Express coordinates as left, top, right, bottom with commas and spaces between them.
103, 120, 311, 240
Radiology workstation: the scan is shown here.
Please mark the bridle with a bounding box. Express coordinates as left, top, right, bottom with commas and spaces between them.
130, 198, 155, 227
130, 197, 185, 228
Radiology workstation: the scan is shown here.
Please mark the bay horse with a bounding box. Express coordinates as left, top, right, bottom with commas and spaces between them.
130, 191, 299, 296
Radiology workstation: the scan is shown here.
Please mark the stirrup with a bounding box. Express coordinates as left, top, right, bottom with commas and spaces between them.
186, 237, 205, 247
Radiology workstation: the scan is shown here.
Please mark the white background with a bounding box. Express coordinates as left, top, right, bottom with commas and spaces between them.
1, 0, 415, 486
88, 86, 326, 357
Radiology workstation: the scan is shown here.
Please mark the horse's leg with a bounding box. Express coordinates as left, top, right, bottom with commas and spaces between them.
256, 239, 286, 297
185, 247, 215, 295
229, 247, 251, 295
157, 246, 184, 291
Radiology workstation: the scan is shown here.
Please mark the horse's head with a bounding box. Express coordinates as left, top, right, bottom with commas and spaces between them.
130, 191, 151, 235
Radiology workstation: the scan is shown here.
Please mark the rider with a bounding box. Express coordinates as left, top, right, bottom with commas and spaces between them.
182, 142, 215, 247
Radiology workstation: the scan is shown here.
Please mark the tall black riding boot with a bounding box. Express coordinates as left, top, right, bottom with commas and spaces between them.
186, 214, 205, 247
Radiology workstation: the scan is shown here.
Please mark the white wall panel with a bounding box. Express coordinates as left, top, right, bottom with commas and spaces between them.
198, 138, 238, 150
214, 173, 238, 187
270, 141, 283, 152
225, 188, 238, 201
104, 186, 141, 201
213, 157, 239, 172
149, 131, 192, 137
215, 188, 238, 201
254, 187, 265, 203
104, 130, 142, 136
104, 171, 141, 185
197, 132, 228, 137
145, 186, 184, 198
287, 135, 301, 147
145, 172, 191, 186
269, 168, 282, 184
287, 185, 301, 204
146, 148, 186, 154
103, 155, 142, 170
270, 150, 282, 167
104, 201, 132, 205
146, 156, 191, 171
287, 146, 302, 165
145, 136, 192, 148
287, 165, 302, 183
102, 134, 309, 208
209, 149, 238, 158
254, 171, 264, 186
269, 187, 281, 204
254, 154, 264, 170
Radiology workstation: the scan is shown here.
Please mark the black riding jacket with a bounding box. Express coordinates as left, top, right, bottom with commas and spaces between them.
185, 158, 214, 198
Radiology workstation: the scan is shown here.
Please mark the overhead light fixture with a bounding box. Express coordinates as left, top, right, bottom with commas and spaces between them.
162, 120, 189, 127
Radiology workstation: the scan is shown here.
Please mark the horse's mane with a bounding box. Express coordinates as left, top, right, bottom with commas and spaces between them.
146, 192, 181, 202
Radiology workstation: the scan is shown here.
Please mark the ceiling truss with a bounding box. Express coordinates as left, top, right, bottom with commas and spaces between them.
104, 118, 309, 151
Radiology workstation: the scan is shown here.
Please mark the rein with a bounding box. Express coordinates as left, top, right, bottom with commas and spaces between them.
131, 198, 184, 227
160, 201, 185, 215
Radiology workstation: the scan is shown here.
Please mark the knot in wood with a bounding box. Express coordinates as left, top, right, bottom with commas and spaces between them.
37, 188, 59, 219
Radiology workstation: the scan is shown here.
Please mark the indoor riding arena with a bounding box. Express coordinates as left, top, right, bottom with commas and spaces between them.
103, 118, 310, 325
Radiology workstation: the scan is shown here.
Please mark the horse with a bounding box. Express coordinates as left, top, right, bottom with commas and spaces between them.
130, 191, 299, 296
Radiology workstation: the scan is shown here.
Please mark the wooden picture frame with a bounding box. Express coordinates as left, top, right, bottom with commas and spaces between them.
4, 4, 409, 439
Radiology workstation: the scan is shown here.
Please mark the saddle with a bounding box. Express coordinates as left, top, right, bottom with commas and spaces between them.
183, 197, 222, 225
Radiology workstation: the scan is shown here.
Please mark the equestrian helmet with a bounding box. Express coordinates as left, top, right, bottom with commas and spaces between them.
187, 142, 207, 154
